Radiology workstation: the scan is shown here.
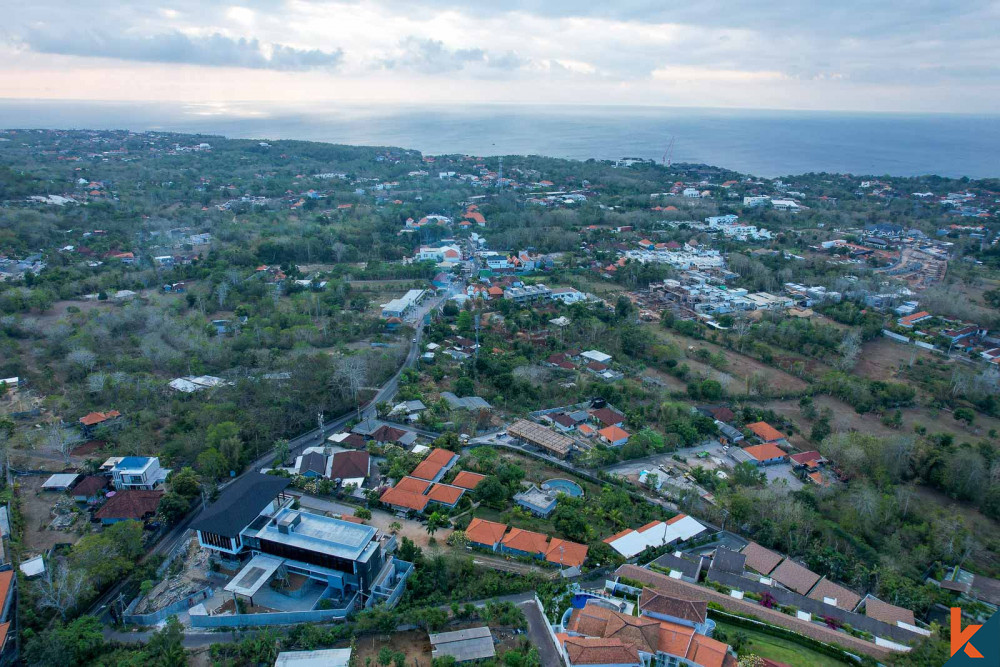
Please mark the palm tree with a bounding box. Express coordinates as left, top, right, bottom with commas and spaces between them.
389, 521, 402, 535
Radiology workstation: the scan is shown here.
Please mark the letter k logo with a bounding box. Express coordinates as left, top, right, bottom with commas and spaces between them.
952, 607, 984, 658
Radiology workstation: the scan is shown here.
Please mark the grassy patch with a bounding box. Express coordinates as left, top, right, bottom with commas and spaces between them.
714, 621, 853, 667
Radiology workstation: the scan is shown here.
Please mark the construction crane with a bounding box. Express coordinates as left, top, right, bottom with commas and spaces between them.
662, 136, 676, 166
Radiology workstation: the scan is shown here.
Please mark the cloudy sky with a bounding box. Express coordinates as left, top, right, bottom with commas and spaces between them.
2, 1, 998, 112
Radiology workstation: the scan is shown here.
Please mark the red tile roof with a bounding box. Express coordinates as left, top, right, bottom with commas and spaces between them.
328, 451, 370, 480
563, 636, 640, 666
80, 410, 121, 426
545, 538, 589, 568
95, 489, 163, 521
411, 460, 445, 481
425, 448, 458, 466
426, 483, 465, 505
502, 527, 549, 555
743, 443, 787, 462
394, 476, 431, 494
379, 485, 429, 512
746, 421, 786, 442
73, 475, 108, 497
599, 425, 631, 443
591, 407, 624, 426
465, 517, 508, 545
451, 471, 486, 489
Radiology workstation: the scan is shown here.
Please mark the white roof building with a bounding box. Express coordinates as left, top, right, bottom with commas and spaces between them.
581, 350, 612, 364
604, 515, 706, 559
274, 648, 352, 667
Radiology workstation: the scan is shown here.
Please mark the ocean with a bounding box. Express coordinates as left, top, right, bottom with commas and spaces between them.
0, 99, 997, 179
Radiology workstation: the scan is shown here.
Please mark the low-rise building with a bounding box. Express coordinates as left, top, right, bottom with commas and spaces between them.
513, 485, 558, 518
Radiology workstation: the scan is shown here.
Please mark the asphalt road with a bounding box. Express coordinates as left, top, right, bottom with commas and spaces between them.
88, 292, 447, 621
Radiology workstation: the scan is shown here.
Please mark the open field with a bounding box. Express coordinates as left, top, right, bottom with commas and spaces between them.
854, 337, 939, 384
764, 394, 1000, 445
17, 475, 87, 553
713, 621, 851, 667
649, 326, 811, 396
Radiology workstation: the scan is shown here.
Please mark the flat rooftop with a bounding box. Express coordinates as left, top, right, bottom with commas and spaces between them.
254, 508, 379, 562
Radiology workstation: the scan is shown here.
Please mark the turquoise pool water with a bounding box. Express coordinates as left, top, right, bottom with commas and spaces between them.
542, 478, 584, 497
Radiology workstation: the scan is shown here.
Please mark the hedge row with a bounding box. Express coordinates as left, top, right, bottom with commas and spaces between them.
708, 606, 865, 665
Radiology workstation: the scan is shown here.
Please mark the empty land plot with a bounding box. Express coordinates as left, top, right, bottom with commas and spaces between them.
854, 337, 939, 384
17, 475, 85, 553
651, 328, 811, 394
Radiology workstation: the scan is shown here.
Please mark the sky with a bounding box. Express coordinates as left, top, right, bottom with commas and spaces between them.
1, 1, 998, 113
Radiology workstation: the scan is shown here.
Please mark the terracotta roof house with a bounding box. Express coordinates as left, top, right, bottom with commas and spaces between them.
598, 425, 631, 447
379, 485, 429, 512
567, 605, 659, 654
562, 636, 641, 667
591, 407, 625, 427
79, 410, 122, 426
789, 450, 826, 469
94, 489, 163, 524
545, 538, 589, 568
742, 443, 788, 466
410, 448, 458, 482
769, 559, 821, 595
862, 596, 915, 627
746, 421, 787, 443
426, 483, 465, 507
741, 542, 783, 575
451, 471, 486, 490
500, 527, 549, 558
807, 577, 862, 611
71, 475, 109, 504
465, 517, 508, 550
328, 451, 371, 482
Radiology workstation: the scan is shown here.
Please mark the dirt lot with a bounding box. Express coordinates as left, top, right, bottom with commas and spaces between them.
17, 475, 87, 553
854, 337, 938, 384
346, 629, 433, 666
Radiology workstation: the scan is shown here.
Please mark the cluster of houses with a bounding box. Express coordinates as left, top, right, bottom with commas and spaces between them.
554, 583, 735, 667
379, 449, 486, 513
893, 310, 992, 353
544, 349, 624, 382
465, 517, 588, 573
509, 400, 631, 459
41, 455, 170, 525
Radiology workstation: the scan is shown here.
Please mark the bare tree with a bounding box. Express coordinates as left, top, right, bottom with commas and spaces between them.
215, 282, 230, 309
335, 355, 369, 419
330, 241, 348, 263
35, 558, 89, 621
47, 422, 74, 464
66, 348, 97, 372
731, 314, 753, 353
835, 330, 861, 371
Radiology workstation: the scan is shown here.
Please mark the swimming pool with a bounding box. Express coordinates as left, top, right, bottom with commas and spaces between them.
542, 478, 584, 497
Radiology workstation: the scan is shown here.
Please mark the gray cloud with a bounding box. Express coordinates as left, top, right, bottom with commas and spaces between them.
20, 29, 344, 71
380, 38, 529, 73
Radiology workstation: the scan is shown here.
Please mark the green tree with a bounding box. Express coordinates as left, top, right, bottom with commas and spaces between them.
354, 507, 372, 520
24, 616, 106, 667
158, 492, 191, 525
168, 467, 200, 498
196, 448, 228, 479
145, 616, 188, 666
